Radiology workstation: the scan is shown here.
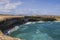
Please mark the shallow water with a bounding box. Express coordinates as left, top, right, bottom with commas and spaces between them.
9, 22, 60, 40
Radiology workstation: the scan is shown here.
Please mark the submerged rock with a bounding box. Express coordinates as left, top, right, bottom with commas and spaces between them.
0, 31, 21, 40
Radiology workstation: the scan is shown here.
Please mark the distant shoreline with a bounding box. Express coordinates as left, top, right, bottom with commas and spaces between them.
0, 14, 60, 21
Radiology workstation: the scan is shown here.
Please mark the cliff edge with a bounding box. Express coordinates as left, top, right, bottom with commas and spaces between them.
0, 15, 59, 40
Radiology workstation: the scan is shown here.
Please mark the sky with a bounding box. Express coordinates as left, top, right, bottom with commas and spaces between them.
0, 0, 60, 15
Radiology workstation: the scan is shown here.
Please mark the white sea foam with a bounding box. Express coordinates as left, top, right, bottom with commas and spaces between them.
8, 26, 19, 34
37, 21, 45, 23
25, 22, 32, 24
32, 22, 36, 24
25, 21, 45, 25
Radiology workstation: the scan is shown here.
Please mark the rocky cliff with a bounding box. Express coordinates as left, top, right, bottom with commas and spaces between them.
0, 15, 57, 34
0, 16, 25, 40
0, 15, 59, 40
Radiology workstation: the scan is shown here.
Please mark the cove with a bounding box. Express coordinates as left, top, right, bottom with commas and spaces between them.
9, 22, 60, 40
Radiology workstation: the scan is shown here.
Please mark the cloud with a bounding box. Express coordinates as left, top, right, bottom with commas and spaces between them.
0, 0, 9, 4
0, 0, 8, 1
0, 0, 22, 12
5, 2, 22, 9
14, 8, 42, 15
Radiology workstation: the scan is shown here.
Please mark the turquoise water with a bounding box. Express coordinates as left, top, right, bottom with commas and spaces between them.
9, 22, 60, 40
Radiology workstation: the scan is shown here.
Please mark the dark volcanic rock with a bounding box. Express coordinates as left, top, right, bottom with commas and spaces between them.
0, 16, 56, 34
0, 18, 26, 34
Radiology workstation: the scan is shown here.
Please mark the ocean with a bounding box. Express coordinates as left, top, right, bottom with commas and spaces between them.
9, 21, 60, 40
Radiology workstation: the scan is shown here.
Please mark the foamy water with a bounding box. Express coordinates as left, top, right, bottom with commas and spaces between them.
9, 21, 60, 40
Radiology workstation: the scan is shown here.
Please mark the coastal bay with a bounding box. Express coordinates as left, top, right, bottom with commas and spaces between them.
0, 15, 60, 40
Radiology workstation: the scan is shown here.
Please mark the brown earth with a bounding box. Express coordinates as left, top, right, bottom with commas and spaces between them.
0, 15, 60, 21
0, 15, 24, 21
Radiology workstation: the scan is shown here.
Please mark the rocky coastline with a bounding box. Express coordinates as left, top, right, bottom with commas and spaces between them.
0, 15, 59, 40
